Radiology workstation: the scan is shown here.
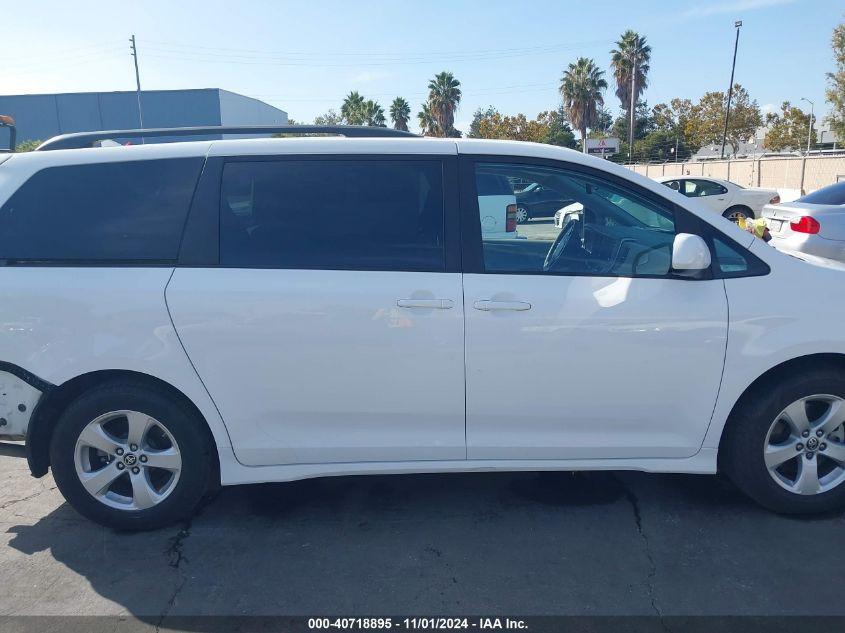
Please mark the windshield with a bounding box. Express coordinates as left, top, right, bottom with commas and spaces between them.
797, 180, 845, 206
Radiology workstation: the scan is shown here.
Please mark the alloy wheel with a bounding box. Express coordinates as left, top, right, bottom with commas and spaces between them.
516, 206, 529, 223
764, 395, 845, 495
725, 210, 748, 223
73, 410, 182, 510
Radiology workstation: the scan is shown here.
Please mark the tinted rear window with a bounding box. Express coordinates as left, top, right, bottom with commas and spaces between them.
220, 159, 445, 271
0, 158, 203, 262
797, 181, 845, 205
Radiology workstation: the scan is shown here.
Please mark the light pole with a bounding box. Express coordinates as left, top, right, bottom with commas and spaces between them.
720, 20, 742, 159
800, 97, 814, 155
130, 34, 145, 142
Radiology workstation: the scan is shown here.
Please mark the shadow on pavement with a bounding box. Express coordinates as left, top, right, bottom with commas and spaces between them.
5, 470, 845, 620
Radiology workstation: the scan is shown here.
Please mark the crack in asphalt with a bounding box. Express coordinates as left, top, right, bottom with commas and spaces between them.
155, 518, 194, 632
616, 476, 671, 633
166, 522, 192, 569
0, 484, 54, 511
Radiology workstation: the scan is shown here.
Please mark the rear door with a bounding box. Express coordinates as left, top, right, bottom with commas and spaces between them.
167, 153, 466, 467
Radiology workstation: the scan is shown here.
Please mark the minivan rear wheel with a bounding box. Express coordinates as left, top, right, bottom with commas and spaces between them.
50, 381, 214, 530
721, 368, 845, 514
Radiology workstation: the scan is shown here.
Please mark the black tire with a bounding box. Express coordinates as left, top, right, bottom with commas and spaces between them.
722, 206, 753, 223
50, 381, 215, 530
516, 205, 531, 224
720, 367, 845, 515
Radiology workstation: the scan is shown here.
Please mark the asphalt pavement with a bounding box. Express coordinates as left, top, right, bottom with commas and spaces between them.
1, 439, 845, 630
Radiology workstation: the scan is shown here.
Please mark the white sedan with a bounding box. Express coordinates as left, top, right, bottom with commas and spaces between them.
655, 176, 780, 222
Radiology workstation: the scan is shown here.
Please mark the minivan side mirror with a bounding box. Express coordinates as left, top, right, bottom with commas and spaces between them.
672, 233, 711, 271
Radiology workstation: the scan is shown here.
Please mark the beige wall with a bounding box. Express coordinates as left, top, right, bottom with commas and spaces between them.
626, 156, 845, 195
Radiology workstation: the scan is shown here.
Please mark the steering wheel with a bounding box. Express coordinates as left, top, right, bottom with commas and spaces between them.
543, 217, 580, 272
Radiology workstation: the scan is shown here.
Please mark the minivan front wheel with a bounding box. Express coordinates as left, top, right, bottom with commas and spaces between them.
722, 369, 845, 514
51, 381, 214, 530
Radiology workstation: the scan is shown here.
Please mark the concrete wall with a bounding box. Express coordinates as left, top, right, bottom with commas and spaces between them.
628, 156, 845, 198
0, 89, 288, 145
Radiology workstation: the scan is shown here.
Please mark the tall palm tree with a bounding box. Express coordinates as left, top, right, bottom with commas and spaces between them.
427, 71, 462, 137
417, 101, 438, 136
341, 91, 366, 125
362, 100, 386, 127
390, 97, 411, 131
559, 57, 607, 153
610, 30, 651, 117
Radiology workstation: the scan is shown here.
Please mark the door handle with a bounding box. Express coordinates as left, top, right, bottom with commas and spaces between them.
474, 300, 532, 311
397, 299, 454, 309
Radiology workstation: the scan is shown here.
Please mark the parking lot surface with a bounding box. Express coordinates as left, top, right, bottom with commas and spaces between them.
1, 442, 845, 628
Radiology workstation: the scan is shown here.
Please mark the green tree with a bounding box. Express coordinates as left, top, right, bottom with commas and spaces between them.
764, 101, 816, 151
611, 100, 655, 144
362, 100, 386, 127
536, 106, 577, 147
468, 105, 498, 138
825, 19, 845, 140
417, 101, 438, 136
610, 31, 651, 119
560, 57, 607, 152
341, 91, 366, 125
14, 139, 41, 152
624, 130, 691, 163
471, 108, 576, 147
389, 97, 411, 131
684, 84, 762, 156
314, 109, 342, 126
427, 71, 462, 137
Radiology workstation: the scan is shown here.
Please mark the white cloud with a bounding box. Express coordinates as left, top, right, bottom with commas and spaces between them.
761, 103, 777, 115
348, 70, 393, 84
680, 0, 794, 20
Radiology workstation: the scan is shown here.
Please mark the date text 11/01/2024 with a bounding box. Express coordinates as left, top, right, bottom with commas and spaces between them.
307, 618, 529, 630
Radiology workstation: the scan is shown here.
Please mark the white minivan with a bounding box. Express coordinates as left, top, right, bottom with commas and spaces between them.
2, 126, 845, 529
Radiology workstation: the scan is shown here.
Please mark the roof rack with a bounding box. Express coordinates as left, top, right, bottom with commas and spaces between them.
36, 125, 418, 151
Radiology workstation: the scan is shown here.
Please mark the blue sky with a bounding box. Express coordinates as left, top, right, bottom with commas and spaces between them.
1, 0, 842, 134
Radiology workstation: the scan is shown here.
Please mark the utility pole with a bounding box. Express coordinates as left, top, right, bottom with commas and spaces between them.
130, 35, 145, 136
801, 97, 814, 156
628, 42, 637, 164
720, 21, 742, 159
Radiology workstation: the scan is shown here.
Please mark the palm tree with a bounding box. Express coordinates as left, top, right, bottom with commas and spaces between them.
610, 30, 651, 118
559, 57, 607, 153
390, 97, 411, 131
427, 71, 462, 137
341, 91, 366, 125
362, 100, 386, 127
417, 101, 438, 136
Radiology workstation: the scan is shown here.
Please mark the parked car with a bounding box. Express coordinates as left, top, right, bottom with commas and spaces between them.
2, 128, 845, 530
514, 181, 573, 223
476, 171, 518, 239
762, 180, 845, 262
656, 176, 779, 222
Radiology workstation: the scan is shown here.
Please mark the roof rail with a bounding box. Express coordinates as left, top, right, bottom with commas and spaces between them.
36, 125, 418, 151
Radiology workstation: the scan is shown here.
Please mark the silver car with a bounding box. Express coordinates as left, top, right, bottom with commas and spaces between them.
762, 181, 845, 262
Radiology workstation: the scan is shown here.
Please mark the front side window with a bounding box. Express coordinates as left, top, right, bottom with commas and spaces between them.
683, 179, 727, 197
473, 162, 676, 277
220, 159, 445, 271
0, 158, 203, 262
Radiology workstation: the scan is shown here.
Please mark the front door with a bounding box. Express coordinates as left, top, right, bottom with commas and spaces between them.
167, 155, 466, 466
460, 158, 728, 460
